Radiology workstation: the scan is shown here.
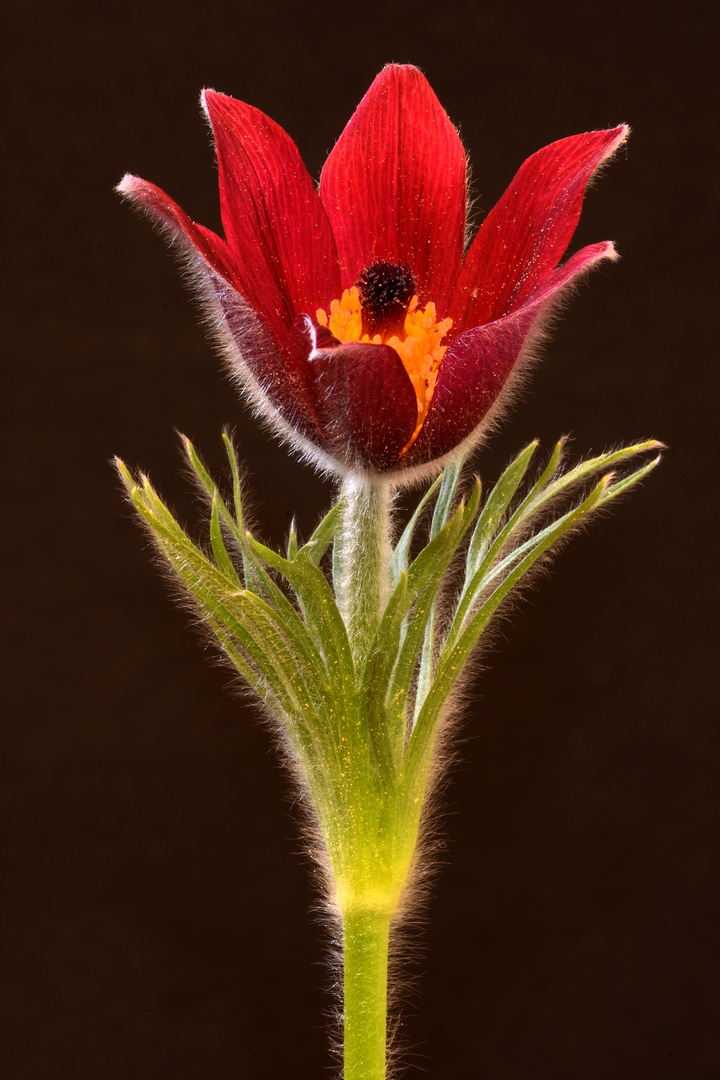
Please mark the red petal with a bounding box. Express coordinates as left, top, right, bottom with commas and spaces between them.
116, 174, 241, 288
449, 125, 628, 330
203, 90, 340, 342
214, 290, 326, 446
293, 317, 419, 471
319, 65, 466, 315
528, 239, 618, 304
118, 173, 329, 444
403, 310, 537, 466
405, 241, 617, 465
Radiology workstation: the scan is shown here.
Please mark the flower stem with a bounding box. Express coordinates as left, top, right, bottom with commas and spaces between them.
336, 477, 392, 662
342, 907, 391, 1080
333, 477, 394, 1079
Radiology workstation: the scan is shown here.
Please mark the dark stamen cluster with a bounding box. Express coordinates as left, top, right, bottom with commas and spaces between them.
356, 260, 418, 338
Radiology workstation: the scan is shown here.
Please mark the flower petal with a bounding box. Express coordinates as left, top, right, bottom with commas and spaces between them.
214, 288, 327, 446
529, 239, 618, 304
449, 125, 628, 330
319, 65, 466, 315
203, 90, 341, 342
116, 174, 241, 288
292, 316, 419, 471
117, 173, 326, 444
405, 241, 617, 465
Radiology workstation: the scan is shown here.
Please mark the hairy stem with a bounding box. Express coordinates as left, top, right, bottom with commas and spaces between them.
336, 477, 392, 662
333, 476, 395, 1079
342, 907, 392, 1080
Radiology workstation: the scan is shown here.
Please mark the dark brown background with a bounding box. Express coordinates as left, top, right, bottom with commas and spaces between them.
3, 0, 717, 1077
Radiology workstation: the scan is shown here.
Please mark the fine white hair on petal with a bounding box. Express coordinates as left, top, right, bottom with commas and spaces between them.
116, 174, 346, 479
593, 123, 631, 180
116, 169, 619, 490
395, 240, 619, 493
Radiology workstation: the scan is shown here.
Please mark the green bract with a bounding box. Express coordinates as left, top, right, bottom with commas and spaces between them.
116, 436, 659, 1079
117, 436, 658, 910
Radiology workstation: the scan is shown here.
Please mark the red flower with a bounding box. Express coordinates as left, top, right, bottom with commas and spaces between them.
118, 65, 627, 477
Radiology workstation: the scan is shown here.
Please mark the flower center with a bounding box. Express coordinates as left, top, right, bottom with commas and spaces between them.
316, 261, 453, 453
356, 260, 417, 337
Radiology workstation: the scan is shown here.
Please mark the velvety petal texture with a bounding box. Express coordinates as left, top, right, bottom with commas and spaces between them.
116, 175, 240, 290
203, 91, 340, 343
405, 241, 616, 466
298, 317, 420, 471
212, 283, 324, 445
449, 125, 628, 330
320, 65, 467, 315
118, 65, 627, 477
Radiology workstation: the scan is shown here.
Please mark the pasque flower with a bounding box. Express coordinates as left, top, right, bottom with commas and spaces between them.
118, 65, 627, 477
117, 65, 659, 1080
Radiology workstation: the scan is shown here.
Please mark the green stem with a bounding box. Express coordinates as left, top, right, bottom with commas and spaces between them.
336, 477, 392, 662
333, 476, 394, 1079
342, 907, 391, 1080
